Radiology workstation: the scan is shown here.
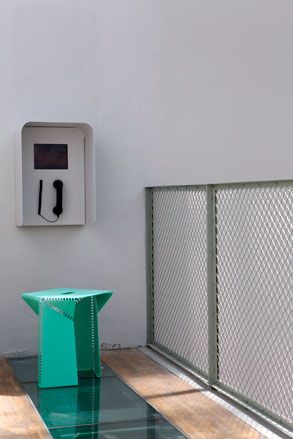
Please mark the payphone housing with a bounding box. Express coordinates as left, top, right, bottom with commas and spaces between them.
15, 122, 95, 226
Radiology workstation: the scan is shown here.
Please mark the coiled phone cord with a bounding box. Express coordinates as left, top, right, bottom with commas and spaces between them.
38, 180, 59, 223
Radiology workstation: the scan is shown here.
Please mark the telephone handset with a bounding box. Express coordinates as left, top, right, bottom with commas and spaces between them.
52, 180, 63, 217
38, 179, 63, 223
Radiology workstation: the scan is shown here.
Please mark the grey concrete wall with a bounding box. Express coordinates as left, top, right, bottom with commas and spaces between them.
0, 0, 292, 355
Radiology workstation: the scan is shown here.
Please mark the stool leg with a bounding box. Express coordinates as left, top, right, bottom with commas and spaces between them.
38, 301, 78, 388
75, 297, 101, 378
92, 297, 101, 378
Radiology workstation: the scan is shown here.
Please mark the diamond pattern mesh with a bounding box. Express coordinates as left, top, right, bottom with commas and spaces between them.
152, 187, 209, 375
216, 184, 293, 424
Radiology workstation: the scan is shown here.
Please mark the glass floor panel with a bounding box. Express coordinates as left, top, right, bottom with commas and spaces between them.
24, 377, 162, 428
9, 356, 116, 383
50, 419, 187, 439
9, 357, 186, 438
9, 356, 38, 383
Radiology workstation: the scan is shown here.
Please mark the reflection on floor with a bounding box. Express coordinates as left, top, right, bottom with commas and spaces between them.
9, 357, 186, 439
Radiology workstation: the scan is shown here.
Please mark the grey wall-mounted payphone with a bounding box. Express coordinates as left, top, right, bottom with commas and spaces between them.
15, 122, 95, 226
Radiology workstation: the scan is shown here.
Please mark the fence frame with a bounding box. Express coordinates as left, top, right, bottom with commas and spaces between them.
145, 179, 293, 436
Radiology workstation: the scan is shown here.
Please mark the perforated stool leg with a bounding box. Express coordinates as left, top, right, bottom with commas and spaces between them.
74, 297, 101, 378
38, 300, 78, 388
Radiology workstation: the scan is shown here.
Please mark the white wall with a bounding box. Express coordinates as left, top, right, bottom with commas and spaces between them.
0, 0, 292, 355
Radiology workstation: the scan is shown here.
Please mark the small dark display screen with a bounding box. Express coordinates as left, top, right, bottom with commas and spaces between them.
34, 144, 68, 169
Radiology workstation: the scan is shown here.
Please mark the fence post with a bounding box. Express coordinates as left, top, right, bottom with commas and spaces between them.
145, 188, 154, 344
207, 185, 218, 386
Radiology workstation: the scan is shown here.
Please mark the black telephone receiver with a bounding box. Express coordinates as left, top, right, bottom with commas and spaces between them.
53, 180, 63, 217
38, 179, 63, 222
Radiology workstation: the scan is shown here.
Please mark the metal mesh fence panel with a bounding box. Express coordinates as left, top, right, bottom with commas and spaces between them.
151, 187, 209, 376
215, 183, 293, 425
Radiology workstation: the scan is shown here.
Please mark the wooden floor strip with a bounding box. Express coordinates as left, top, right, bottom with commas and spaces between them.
0, 357, 50, 439
102, 349, 266, 439
0, 350, 267, 439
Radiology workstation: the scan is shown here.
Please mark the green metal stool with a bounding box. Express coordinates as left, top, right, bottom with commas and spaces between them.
22, 288, 112, 389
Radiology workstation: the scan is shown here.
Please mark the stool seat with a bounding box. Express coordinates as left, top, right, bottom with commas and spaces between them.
22, 288, 113, 389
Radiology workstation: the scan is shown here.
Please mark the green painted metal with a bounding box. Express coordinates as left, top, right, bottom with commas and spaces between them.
145, 180, 293, 434
145, 188, 154, 344
207, 186, 218, 386
145, 179, 293, 191
22, 288, 112, 389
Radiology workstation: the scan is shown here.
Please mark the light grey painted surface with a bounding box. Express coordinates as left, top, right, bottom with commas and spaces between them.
0, 0, 292, 355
